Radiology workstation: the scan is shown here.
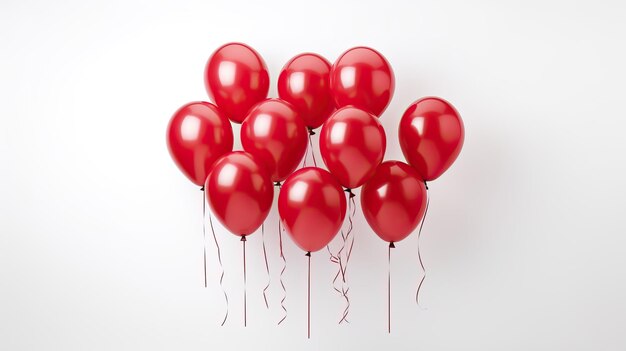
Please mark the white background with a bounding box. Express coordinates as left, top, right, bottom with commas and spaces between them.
1, 0, 625, 350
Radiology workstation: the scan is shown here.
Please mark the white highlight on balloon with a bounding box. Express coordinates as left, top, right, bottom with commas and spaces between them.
330, 121, 347, 144
181, 116, 201, 141
340, 67, 356, 88
289, 180, 309, 203
377, 184, 388, 198
411, 117, 425, 136
218, 163, 238, 187
218, 61, 237, 86
253, 113, 273, 137
289, 72, 306, 93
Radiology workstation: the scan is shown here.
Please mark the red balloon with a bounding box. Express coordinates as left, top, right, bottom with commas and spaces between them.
361, 161, 427, 243
278, 53, 334, 129
278, 167, 347, 252
204, 43, 270, 124
330, 46, 395, 117
205, 151, 273, 237
166, 102, 233, 186
319, 107, 386, 189
241, 99, 308, 182
399, 97, 464, 181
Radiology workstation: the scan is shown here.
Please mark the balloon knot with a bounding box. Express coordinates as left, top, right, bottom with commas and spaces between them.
200, 186, 204, 191
344, 188, 356, 198
424, 181, 429, 190
389, 242, 395, 248
241, 236, 247, 242
308, 128, 316, 136
305, 251, 311, 257
274, 181, 282, 187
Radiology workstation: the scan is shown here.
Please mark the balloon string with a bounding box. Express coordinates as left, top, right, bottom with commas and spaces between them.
278, 219, 288, 325
327, 246, 351, 325
306, 251, 311, 339
335, 190, 356, 324
201, 188, 207, 288
338, 258, 350, 325
388, 242, 395, 334
327, 244, 343, 294
242, 236, 247, 327
261, 223, 270, 309
344, 194, 357, 272
308, 131, 317, 168
339, 194, 356, 324
416, 185, 430, 306
303, 144, 308, 168
327, 239, 349, 323
208, 206, 228, 326
327, 230, 353, 322
276, 183, 288, 326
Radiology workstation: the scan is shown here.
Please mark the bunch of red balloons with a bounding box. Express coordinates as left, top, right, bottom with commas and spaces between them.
167, 42, 464, 252
167, 42, 465, 335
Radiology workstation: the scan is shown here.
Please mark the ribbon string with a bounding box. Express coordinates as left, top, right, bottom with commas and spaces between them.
302, 128, 318, 169
329, 190, 356, 324
328, 239, 350, 324
340, 194, 356, 324
242, 236, 247, 327
261, 223, 270, 309
308, 129, 317, 168
306, 251, 311, 339
201, 188, 207, 288
303, 144, 308, 168
276, 182, 288, 326
208, 207, 228, 326
388, 242, 395, 334
278, 218, 288, 325
327, 244, 343, 295
343, 194, 357, 275
416, 184, 430, 306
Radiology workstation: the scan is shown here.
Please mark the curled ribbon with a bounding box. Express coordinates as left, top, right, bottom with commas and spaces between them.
416, 183, 430, 306
208, 207, 229, 326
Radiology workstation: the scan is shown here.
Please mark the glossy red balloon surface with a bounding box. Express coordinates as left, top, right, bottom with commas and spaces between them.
204, 43, 270, 124
241, 99, 308, 182
361, 161, 427, 243
166, 102, 233, 186
319, 107, 386, 189
205, 151, 273, 236
399, 97, 464, 181
278, 167, 347, 252
277, 53, 334, 129
330, 46, 395, 117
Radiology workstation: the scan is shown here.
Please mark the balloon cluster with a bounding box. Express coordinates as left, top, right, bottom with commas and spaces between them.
168, 42, 463, 248
167, 42, 464, 331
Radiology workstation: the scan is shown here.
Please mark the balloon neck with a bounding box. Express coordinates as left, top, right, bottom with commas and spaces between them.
307, 127, 316, 136
389, 242, 395, 248
274, 181, 282, 187
305, 251, 311, 257
241, 235, 247, 242
344, 188, 355, 198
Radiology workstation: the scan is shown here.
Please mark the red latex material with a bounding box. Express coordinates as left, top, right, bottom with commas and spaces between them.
330, 46, 394, 117
204, 43, 269, 124
399, 97, 464, 181
319, 107, 386, 189
205, 151, 273, 236
278, 167, 346, 252
278, 53, 334, 129
241, 99, 308, 182
166, 101, 233, 186
361, 161, 427, 243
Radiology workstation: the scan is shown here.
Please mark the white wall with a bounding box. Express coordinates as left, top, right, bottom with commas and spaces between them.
2, 0, 625, 350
